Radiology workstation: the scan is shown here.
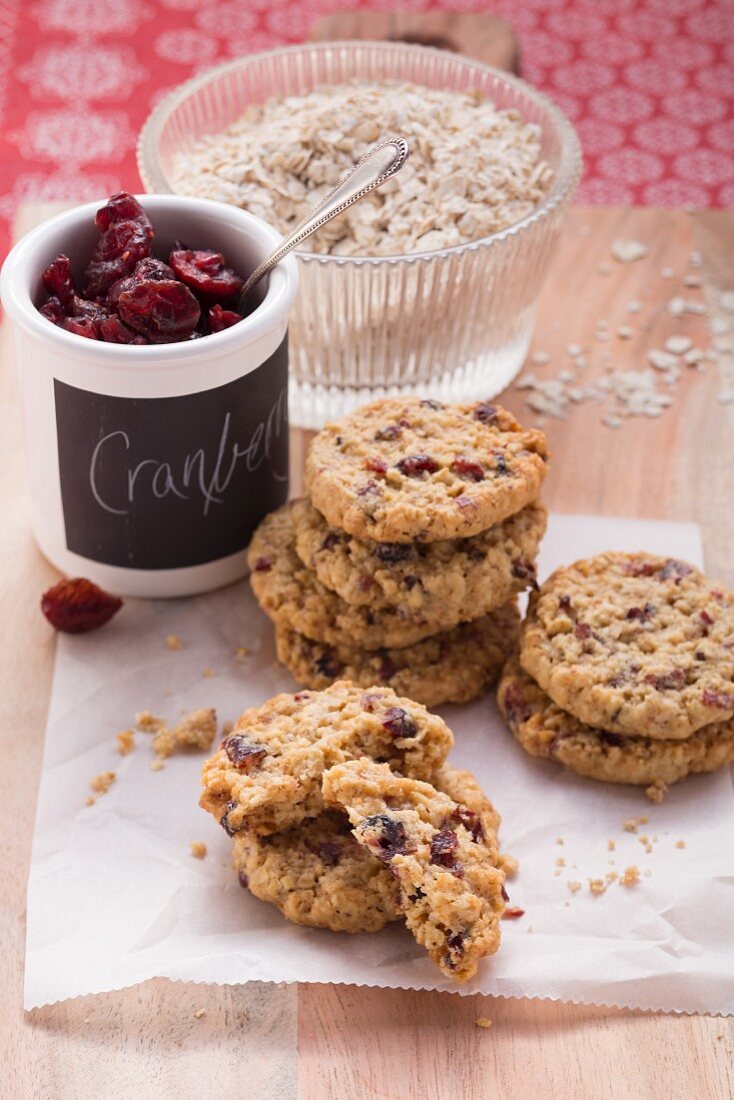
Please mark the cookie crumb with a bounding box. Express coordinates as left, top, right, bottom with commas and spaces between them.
90, 770, 116, 795
173, 708, 217, 752
555, 857, 566, 867
202, 667, 216, 678
620, 866, 640, 888
675, 840, 686, 849
606, 871, 618, 883
555, 837, 564, 846
115, 728, 135, 756
608, 839, 616, 851
588, 878, 606, 896
152, 725, 176, 759
475, 1017, 493, 1029
499, 853, 518, 878
166, 634, 182, 650
623, 818, 638, 833
646, 782, 667, 803
136, 710, 167, 734
190, 842, 207, 860
567, 880, 581, 894
638, 815, 649, 825
194, 1008, 206, 1019
234, 646, 250, 660
85, 795, 96, 807
221, 719, 234, 737
150, 759, 165, 772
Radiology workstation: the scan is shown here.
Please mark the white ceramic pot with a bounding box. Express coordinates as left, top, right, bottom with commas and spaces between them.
0, 194, 298, 597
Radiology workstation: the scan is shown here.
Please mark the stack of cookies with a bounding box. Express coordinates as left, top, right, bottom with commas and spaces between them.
248, 397, 549, 707
200, 681, 511, 982
498, 551, 734, 800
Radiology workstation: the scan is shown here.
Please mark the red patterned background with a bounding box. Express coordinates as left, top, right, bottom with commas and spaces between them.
1, 0, 732, 261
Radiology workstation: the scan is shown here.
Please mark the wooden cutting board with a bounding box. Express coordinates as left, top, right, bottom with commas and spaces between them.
2, 204, 733, 1099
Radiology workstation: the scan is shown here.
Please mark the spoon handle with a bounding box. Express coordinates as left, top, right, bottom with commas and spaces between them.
238, 137, 409, 305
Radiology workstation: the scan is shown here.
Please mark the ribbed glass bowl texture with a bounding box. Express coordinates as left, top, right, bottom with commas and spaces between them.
138, 41, 581, 428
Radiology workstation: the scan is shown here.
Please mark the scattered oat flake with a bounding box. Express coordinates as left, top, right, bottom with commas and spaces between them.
598, 262, 612, 276
116, 728, 135, 756
90, 770, 116, 795
719, 290, 734, 313
166, 633, 182, 650
660, 266, 674, 279
530, 350, 550, 366
567, 880, 581, 893
612, 239, 647, 264
668, 297, 705, 317
588, 878, 606, 896
620, 866, 640, 888
475, 1017, 493, 1029
675, 840, 686, 849
664, 335, 692, 355
627, 299, 642, 313
648, 349, 678, 371
565, 343, 582, 357
190, 842, 207, 860
617, 326, 633, 339
683, 274, 702, 288
194, 1009, 206, 1019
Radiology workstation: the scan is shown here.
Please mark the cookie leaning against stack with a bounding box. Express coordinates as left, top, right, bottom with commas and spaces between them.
200, 681, 511, 981
248, 397, 549, 707
497, 551, 734, 800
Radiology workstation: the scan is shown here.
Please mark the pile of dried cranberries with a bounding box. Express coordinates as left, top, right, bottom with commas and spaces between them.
38, 192, 246, 344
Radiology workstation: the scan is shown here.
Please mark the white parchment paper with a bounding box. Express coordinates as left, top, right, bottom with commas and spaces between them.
25, 514, 734, 1012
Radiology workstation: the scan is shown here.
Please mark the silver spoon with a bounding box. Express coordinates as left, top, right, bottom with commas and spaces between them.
236, 137, 409, 311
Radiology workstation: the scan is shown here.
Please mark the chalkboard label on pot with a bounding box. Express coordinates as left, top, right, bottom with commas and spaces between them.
55, 338, 288, 570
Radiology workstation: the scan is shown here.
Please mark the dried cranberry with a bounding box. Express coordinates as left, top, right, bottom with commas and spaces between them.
364, 457, 388, 477
83, 219, 154, 298
660, 559, 693, 582
503, 682, 532, 725
238, 871, 249, 888
695, 650, 706, 661
700, 609, 714, 626
420, 399, 442, 410
220, 800, 240, 836
357, 575, 373, 592
375, 542, 411, 563
378, 656, 397, 681
374, 424, 402, 441
360, 814, 413, 860
396, 454, 439, 477
314, 653, 343, 679
449, 806, 484, 843
307, 841, 342, 866
493, 452, 509, 476
61, 317, 98, 339
42, 254, 75, 310
645, 669, 686, 690
452, 456, 484, 482
252, 557, 272, 572
501, 885, 510, 902
574, 623, 592, 640
625, 560, 658, 577
95, 191, 152, 235
118, 279, 200, 343
169, 249, 244, 302
39, 296, 65, 325
502, 907, 525, 920
626, 603, 655, 623
382, 706, 418, 739
222, 734, 267, 771
41, 577, 122, 633
473, 402, 499, 423
445, 930, 466, 960
360, 691, 381, 712
99, 316, 147, 344
599, 731, 624, 747
358, 480, 381, 497
702, 689, 734, 709
512, 558, 536, 581
430, 829, 462, 875
404, 574, 420, 590
559, 595, 573, 613
209, 304, 243, 332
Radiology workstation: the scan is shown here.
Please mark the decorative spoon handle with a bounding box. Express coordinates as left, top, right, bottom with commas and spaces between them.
237, 137, 409, 308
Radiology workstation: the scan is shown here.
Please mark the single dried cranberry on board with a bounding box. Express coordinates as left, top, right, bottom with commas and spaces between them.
169, 249, 244, 302
118, 280, 200, 343
209, 304, 243, 332
41, 577, 123, 633
42, 254, 75, 310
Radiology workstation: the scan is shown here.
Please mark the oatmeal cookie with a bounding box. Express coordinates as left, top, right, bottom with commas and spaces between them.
275, 602, 520, 707
304, 398, 548, 543
322, 759, 506, 982
520, 552, 734, 740
293, 496, 546, 618
249, 501, 468, 649
199, 681, 452, 837
498, 656, 734, 788
231, 811, 400, 933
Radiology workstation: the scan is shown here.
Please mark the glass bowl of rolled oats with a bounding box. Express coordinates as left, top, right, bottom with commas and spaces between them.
139, 41, 581, 428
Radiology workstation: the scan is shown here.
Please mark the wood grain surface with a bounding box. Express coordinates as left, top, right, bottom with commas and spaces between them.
2, 204, 733, 1100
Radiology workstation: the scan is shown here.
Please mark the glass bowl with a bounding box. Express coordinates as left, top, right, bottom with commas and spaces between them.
138, 41, 581, 428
